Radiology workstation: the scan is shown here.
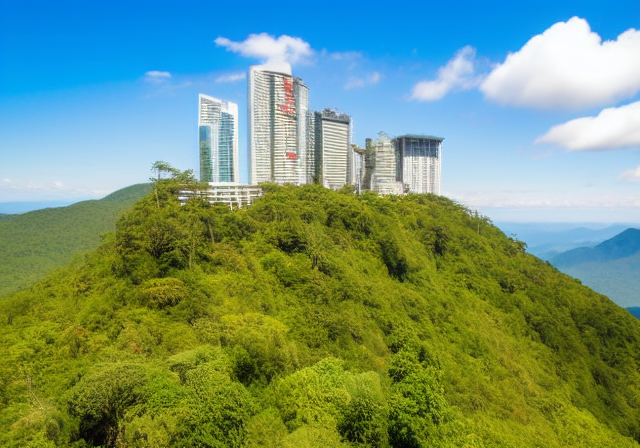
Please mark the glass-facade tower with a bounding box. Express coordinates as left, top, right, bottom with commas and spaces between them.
198, 94, 239, 183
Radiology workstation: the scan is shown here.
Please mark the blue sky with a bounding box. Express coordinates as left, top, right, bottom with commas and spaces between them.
1, 0, 639, 222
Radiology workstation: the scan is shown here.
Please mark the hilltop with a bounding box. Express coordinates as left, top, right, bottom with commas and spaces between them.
0, 183, 151, 297
0, 177, 638, 448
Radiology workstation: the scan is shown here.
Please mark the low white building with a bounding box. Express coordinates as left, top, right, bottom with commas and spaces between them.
179, 182, 262, 210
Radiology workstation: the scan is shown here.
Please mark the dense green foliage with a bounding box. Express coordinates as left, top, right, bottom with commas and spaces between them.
0, 184, 151, 297
558, 252, 640, 309
1, 175, 638, 448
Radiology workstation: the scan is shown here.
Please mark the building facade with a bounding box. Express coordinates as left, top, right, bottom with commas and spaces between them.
248, 64, 309, 185
198, 94, 239, 183
179, 182, 262, 210
294, 78, 311, 185
313, 108, 353, 190
395, 135, 443, 195
365, 132, 404, 195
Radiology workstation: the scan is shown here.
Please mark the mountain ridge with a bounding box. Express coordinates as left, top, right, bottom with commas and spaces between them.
551, 228, 640, 267
0, 183, 151, 297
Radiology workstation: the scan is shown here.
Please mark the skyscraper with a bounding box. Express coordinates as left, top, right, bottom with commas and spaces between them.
294, 78, 311, 185
313, 108, 353, 190
198, 94, 239, 183
248, 64, 309, 185
395, 135, 443, 195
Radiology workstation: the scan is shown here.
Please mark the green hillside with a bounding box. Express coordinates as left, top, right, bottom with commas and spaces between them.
0, 183, 151, 297
1, 176, 638, 448
558, 252, 640, 308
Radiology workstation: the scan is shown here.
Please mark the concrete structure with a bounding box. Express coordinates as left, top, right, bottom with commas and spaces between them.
395, 135, 443, 195
365, 132, 404, 195
351, 144, 365, 193
248, 64, 309, 185
313, 108, 353, 190
179, 182, 262, 210
198, 95, 239, 183
294, 78, 311, 185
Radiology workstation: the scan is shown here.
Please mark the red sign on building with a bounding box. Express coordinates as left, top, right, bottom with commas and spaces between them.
279, 77, 295, 116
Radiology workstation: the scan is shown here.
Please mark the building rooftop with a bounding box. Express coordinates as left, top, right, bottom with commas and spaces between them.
396, 134, 445, 141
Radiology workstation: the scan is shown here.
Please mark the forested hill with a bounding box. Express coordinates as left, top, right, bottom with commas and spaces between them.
0, 183, 151, 297
1, 179, 638, 448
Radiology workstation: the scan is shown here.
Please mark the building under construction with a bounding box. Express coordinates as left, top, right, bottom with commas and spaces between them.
395, 134, 443, 195
363, 132, 404, 195
359, 132, 443, 196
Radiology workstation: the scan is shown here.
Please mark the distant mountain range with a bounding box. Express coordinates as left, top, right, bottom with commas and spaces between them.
549, 228, 640, 309
495, 222, 637, 260
552, 228, 640, 267
0, 183, 150, 297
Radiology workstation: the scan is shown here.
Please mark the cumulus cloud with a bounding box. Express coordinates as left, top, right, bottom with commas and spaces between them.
344, 72, 381, 90
215, 72, 246, 83
411, 46, 480, 101
534, 101, 640, 151
619, 166, 640, 183
215, 33, 314, 69
144, 71, 172, 84
480, 17, 640, 109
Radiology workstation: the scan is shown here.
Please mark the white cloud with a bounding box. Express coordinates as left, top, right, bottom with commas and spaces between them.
215, 72, 246, 83
345, 72, 381, 90
144, 71, 172, 84
534, 101, 640, 151
480, 17, 640, 109
215, 33, 314, 68
619, 166, 640, 183
411, 46, 480, 101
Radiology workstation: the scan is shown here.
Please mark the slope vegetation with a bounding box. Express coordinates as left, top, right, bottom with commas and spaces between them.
0, 183, 151, 297
1, 179, 638, 448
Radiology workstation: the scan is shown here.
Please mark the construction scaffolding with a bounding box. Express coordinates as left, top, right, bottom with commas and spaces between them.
395, 134, 443, 195
368, 132, 404, 195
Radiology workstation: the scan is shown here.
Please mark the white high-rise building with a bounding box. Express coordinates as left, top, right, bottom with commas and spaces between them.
313, 108, 353, 190
294, 78, 311, 185
248, 64, 309, 185
198, 94, 239, 183
395, 135, 443, 195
